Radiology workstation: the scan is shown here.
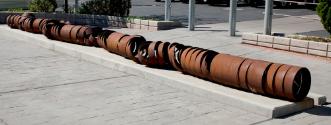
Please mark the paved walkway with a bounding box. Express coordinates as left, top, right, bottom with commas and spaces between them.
0, 26, 270, 125
1, 14, 331, 124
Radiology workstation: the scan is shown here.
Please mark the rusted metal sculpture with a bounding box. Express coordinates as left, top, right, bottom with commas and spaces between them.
6, 13, 311, 101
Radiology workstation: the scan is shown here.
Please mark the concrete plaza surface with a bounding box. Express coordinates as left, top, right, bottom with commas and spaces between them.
0, 26, 270, 125
1, 14, 331, 124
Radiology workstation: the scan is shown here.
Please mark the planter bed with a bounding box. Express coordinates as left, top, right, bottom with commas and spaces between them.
242, 33, 331, 58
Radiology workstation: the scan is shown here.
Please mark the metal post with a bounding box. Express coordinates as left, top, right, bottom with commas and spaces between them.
165, 0, 171, 21
74, 0, 79, 14
64, 0, 69, 13
229, 0, 237, 36
264, 0, 273, 35
188, 0, 195, 31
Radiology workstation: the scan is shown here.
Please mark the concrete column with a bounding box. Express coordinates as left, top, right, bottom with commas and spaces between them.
188, 0, 196, 31
264, 0, 273, 35
74, 0, 79, 14
64, 0, 69, 13
165, 0, 171, 21
229, 0, 237, 36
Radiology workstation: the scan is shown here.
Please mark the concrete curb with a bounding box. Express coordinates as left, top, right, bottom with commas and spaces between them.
242, 33, 331, 58
8, 27, 327, 118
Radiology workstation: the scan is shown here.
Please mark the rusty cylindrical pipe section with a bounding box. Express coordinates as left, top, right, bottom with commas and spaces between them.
5, 13, 312, 102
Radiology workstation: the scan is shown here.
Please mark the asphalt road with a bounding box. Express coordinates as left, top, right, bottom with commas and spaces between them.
130, 0, 317, 25
0, 0, 319, 25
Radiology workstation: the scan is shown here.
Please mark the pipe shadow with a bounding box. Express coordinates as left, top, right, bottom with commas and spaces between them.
274, 103, 331, 119
304, 104, 331, 116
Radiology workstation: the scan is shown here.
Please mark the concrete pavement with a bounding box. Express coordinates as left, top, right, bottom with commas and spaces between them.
0, 25, 271, 125
1, 13, 331, 124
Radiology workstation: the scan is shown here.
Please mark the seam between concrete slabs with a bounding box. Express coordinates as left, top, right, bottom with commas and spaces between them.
249, 118, 274, 125
0, 75, 133, 95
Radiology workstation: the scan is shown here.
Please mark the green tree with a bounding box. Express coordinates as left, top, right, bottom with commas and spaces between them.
28, 0, 57, 12
79, 0, 131, 16
316, 0, 331, 37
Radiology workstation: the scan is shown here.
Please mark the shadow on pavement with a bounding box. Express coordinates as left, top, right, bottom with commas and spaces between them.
208, 4, 250, 7
304, 104, 331, 116
187, 26, 228, 32
296, 30, 330, 38
272, 103, 331, 119
194, 29, 228, 32
154, 0, 182, 3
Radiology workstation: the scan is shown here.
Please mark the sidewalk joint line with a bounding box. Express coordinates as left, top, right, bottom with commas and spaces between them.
0, 74, 133, 95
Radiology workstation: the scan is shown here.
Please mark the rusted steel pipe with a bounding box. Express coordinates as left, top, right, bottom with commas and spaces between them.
60, 25, 75, 42
106, 32, 127, 54
6, 14, 311, 101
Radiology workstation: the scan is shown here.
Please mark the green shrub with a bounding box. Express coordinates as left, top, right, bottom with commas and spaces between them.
28, 0, 57, 12
79, 0, 131, 16
288, 35, 331, 43
7, 8, 24, 12
316, 0, 331, 37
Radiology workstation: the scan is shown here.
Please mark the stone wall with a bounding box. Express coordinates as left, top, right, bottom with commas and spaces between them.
0, 12, 182, 31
